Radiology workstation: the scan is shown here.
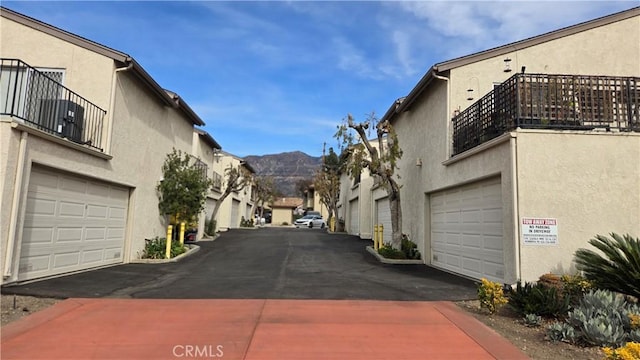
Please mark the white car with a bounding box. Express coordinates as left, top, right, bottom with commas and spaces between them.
294, 215, 326, 229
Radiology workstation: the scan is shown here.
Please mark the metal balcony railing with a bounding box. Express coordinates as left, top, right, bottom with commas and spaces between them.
212, 171, 223, 191
0, 59, 107, 151
452, 73, 640, 156
193, 159, 208, 181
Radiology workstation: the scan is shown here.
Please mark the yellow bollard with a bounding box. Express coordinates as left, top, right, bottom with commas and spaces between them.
374, 225, 379, 250
379, 224, 384, 248
166, 225, 173, 259
330, 217, 336, 232
179, 222, 185, 246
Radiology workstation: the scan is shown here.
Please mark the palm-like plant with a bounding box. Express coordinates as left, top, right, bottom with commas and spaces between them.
574, 233, 640, 299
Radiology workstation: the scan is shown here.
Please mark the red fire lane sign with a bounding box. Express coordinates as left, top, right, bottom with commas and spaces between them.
522, 218, 558, 245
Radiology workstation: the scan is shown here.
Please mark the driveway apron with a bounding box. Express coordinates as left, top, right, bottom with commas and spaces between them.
1, 228, 528, 359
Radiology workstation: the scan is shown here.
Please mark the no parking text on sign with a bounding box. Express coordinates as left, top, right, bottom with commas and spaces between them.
522, 218, 558, 245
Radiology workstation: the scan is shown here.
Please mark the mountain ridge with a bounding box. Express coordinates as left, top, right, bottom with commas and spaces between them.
244, 151, 321, 196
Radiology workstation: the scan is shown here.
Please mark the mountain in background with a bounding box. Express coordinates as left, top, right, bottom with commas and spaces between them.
244, 151, 321, 196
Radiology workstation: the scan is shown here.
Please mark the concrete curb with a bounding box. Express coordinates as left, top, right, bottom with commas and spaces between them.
130, 244, 200, 264
366, 246, 424, 264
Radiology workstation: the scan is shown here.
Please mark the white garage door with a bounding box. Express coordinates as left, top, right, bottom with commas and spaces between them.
246, 204, 252, 220
230, 199, 240, 228
430, 177, 504, 282
376, 198, 392, 245
19, 166, 128, 281
349, 198, 359, 235
205, 199, 217, 220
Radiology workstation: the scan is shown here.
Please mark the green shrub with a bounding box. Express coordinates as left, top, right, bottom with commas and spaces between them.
205, 218, 216, 235
574, 233, 640, 299
141, 237, 186, 259
523, 313, 542, 327
546, 321, 576, 343
478, 278, 508, 314
377, 236, 421, 260
508, 281, 571, 318
560, 274, 594, 305
240, 216, 254, 228
378, 243, 406, 259
401, 235, 421, 260
546, 289, 640, 347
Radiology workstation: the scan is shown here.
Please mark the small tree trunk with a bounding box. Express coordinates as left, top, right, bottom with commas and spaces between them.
388, 178, 403, 250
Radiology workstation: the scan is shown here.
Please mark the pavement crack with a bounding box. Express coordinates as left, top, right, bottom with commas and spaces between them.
106, 273, 183, 298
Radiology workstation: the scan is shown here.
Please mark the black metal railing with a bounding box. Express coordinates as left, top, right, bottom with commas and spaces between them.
193, 159, 208, 181
452, 73, 640, 156
0, 59, 106, 151
212, 171, 223, 191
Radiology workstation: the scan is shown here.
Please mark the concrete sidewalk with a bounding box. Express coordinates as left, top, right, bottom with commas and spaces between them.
1, 298, 528, 359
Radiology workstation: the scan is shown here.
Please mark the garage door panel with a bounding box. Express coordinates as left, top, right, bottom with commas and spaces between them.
19, 167, 128, 281
87, 182, 110, 197
22, 227, 53, 244
349, 199, 359, 234
56, 228, 83, 243
19, 255, 51, 274
376, 198, 392, 244
59, 201, 85, 217
85, 228, 107, 241
53, 252, 81, 268
430, 177, 504, 282
82, 249, 105, 264
103, 247, 123, 260
87, 205, 108, 218
27, 197, 56, 216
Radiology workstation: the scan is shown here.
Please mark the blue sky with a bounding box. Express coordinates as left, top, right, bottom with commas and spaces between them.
4, 1, 636, 157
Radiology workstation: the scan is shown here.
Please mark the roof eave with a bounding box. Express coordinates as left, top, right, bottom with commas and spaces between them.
389, 6, 640, 117
196, 129, 222, 150
435, 6, 639, 72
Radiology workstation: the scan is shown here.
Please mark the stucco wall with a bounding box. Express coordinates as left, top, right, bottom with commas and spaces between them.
393, 13, 639, 284
515, 131, 640, 282
272, 208, 293, 226
1, 18, 115, 110
395, 79, 518, 282
448, 15, 640, 126
1, 18, 199, 283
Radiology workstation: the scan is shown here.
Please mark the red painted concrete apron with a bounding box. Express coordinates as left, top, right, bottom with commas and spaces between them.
1, 299, 528, 359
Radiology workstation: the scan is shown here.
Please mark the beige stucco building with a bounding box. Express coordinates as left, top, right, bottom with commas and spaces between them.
302, 185, 329, 219
380, 8, 639, 283
271, 197, 302, 226
0, 7, 253, 284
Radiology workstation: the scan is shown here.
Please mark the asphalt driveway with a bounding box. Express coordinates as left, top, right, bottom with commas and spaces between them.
2, 229, 530, 360
2, 228, 477, 301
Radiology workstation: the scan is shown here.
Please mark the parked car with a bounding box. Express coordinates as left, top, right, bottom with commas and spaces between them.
294, 215, 326, 229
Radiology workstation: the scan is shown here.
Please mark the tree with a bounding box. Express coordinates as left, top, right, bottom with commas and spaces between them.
208, 164, 252, 228
295, 178, 313, 199
335, 113, 404, 249
157, 149, 213, 226
313, 146, 343, 229
251, 176, 277, 221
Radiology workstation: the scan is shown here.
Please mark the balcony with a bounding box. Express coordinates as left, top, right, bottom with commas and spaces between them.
0, 59, 106, 152
452, 73, 640, 156
212, 171, 223, 192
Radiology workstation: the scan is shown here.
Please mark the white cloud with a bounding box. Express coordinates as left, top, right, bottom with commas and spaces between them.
396, 1, 636, 59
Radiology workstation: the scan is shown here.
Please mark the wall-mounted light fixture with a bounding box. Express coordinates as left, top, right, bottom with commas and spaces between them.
504, 58, 512, 73
416, 158, 423, 167
466, 88, 474, 101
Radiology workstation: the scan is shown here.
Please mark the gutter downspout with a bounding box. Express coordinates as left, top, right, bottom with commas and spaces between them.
510, 133, 521, 282
4, 131, 28, 279
432, 72, 451, 157
105, 59, 133, 154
